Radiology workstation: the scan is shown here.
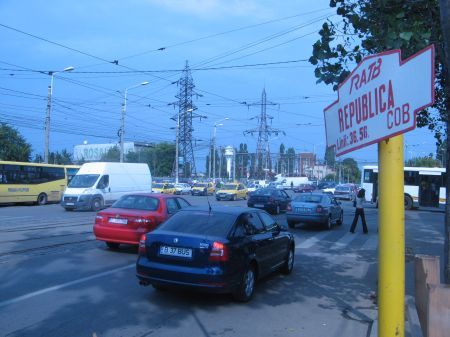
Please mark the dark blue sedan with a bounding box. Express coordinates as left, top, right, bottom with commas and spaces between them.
136, 206, 295, 302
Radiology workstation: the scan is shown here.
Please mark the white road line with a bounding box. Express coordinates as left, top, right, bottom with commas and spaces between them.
0, 263, 135, 308
295, 231, 331, 249
360, 235, 378, 251
330, 232, 359, 250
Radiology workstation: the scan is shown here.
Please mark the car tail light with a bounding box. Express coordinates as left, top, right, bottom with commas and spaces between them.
95, 215, 104, 224
286, 203, 292, 211
138, 234, 147, 255
209, 242, 229, 262
316, 205, 324, 213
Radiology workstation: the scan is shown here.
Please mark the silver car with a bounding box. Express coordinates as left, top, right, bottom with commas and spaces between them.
286, 193, 343, 230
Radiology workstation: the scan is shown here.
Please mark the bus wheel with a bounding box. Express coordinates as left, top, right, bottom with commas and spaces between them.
404, 195, 413, 210
37, 193, 47, 205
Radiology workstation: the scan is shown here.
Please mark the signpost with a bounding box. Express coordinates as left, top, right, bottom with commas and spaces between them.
324, 45, 435, 337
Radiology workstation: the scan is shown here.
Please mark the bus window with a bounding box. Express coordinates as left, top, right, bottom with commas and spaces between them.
404, 170, 419, 186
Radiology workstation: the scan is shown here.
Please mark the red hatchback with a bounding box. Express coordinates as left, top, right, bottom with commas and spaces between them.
94, 193, 191, 249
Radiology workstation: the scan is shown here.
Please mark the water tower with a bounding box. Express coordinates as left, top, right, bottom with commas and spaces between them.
224, 146, 234, 180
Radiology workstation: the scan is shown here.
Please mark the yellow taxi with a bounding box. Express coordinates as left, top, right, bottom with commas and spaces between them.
152, 183, 176, 194
215, 183, 248, 201
191, 182, 215, 196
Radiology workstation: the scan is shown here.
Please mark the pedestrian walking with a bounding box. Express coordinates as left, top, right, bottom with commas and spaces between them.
350, 188, 368, 234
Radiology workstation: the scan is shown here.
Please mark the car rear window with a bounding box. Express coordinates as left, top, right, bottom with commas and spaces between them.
159, 211, 236, 237
112, 195, 159, 210
295, 194, 323, 203
253, 189, 275, 196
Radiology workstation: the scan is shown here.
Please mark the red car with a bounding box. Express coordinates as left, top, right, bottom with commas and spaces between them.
93, 193, 191, 249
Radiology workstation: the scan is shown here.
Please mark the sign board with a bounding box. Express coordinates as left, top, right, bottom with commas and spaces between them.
324, 45, 435, 156
74, 142, 135, 161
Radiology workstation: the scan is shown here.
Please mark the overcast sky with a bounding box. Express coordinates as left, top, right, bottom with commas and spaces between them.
0, 0, 438, 170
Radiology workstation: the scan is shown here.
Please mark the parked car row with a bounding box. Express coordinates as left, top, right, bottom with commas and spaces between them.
93, 192, 295, 302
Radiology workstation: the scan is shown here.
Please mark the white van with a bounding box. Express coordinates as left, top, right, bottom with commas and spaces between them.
61, 162, 151, 211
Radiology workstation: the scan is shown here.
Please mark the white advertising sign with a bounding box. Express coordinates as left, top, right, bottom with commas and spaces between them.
74, 142, 135, 161
324, 45, 435, 156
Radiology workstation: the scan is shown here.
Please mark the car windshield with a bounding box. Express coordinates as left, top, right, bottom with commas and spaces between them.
153, 183, 164, 188
194, 183, 207, 187
112, 195, 159, 210
159, 211, 236, 237
222, 184, 237, 189
254, 189, 274, 196
295, 194, 323, 203
68, 174, 99, 188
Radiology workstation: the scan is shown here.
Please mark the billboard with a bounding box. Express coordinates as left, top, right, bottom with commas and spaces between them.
74, 142, 135, 161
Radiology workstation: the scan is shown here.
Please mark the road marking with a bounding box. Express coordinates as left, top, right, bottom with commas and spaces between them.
0, 263, 135, 308
330, 232, 359, 250
360, 235, 378, 251
295, 231, 331, 249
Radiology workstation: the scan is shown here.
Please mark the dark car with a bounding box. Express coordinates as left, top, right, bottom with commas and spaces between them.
317, 181, 336, 190
247, 188, 291, 214
293, 184, 315, 193
286, 193, 343, 230
136, 206, 295, 302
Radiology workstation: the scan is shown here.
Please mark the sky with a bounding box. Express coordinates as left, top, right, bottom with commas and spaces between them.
0, 0, 439, 171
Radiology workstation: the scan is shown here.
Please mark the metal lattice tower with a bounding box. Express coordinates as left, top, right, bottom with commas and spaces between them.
175, 61, 202, 177
244, 88, 284, 178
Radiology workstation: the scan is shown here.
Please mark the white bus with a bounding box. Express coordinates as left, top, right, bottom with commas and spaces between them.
362, 165, 446, 210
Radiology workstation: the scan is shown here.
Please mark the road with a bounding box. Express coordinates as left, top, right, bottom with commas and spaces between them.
0, 194, 445, 337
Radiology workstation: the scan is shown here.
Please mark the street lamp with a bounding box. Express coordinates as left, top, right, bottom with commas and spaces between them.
120, 81, 149, 162
212, 118, 229, 180
44, 66, 75, 163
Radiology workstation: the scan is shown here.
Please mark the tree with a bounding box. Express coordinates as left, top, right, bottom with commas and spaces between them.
100, 146, 120, 162
309, 0, 450, 282
325, 146, 336, 168
286, 147, 296, 176
0, 123, 32, 162
406, 155, 441, 167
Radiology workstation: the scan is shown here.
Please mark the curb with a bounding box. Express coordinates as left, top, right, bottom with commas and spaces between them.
369, 296, 422, 337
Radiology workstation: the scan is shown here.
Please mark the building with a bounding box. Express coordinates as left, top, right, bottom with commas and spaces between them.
298, 152, 316, 177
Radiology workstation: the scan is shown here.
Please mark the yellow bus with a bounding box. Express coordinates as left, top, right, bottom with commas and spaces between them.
0, 161, 80, 205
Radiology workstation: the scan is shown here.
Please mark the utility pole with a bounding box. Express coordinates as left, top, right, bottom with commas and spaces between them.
439, 0, 450, 283
244, 88, 284, 179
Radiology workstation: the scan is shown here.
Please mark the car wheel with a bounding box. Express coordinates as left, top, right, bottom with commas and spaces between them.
281, 246, 295, 275
91, 198, 102, 211
404, 195, 413, 210
37, 193, 47, 205
336, 211, 343, 226
288, 221, 296, 228
64, 208, 74, 212
106, 242, 120, 250
325, 216, 332, 230
233, 264, 256, 302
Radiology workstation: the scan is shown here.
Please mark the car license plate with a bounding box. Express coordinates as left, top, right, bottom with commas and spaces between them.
296, 207, 310, 213
160, 245, 192, 258
254, 204, 264, 208
66, 202, 74, 206
108, 218, 128, 225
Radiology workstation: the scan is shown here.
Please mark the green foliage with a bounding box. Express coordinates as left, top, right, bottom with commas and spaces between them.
0, 123, 32, 162
406, 155, 442, 167
99, 143, 175, 177
325, 146, 336, 167
100, 146, 120, 162
336, 157, 361, 183
309, 0, 446, 142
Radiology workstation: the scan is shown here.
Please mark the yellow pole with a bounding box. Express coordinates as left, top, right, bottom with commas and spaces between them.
378, 134, 405, 337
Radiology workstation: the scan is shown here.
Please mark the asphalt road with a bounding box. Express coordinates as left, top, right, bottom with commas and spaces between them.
0, 193, 445, 337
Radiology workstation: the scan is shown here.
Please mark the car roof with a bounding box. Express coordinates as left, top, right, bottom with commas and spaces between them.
180, 205, 264, 215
